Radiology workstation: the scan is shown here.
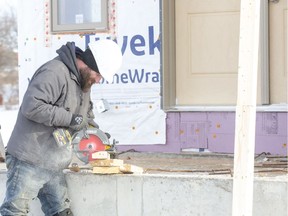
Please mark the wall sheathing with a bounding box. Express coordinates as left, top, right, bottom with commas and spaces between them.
118, 112, 287, 155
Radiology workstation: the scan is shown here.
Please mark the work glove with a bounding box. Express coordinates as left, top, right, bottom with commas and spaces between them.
69, 114, 88, 131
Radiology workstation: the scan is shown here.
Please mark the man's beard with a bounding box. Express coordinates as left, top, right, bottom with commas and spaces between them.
80, 67, 93, 92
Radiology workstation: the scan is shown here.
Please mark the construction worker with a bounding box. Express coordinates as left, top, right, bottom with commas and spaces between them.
0, 39, 122, 216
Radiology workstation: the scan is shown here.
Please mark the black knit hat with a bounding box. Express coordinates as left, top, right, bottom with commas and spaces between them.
78, 48, 99, 73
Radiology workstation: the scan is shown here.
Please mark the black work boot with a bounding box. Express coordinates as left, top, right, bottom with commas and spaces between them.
53, 208, 73, 216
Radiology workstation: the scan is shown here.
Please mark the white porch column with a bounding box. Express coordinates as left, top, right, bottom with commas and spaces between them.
232, 0, 261, 215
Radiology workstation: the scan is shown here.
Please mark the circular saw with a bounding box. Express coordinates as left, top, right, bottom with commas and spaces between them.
71, 128, 117, 164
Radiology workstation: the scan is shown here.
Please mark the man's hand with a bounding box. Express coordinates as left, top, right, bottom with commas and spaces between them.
69, 114, 87, 131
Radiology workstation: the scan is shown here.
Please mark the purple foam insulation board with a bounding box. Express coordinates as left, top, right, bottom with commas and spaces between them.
118, 111, 287, 155
117, 112, 181, 153
208, 112, 236, 153
255, 112, 287, 155
179, 112, 209, 149
208, 133, 235, 153
208, 112, 287, 155
160, 112, 182, 152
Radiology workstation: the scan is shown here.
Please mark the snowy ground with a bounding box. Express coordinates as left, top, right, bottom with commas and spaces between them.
0, 108, 18, 146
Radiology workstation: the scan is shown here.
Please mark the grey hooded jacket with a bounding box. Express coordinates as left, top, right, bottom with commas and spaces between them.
7, 42, 94, 170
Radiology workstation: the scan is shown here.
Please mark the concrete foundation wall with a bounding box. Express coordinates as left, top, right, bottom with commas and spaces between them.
0, 172, 287, 216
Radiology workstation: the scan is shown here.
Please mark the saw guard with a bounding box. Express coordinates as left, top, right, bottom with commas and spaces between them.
72, 128, 110, 163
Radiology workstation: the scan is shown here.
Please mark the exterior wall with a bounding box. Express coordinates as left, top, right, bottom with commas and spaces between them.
118, 112, 288, 155
15, 0, 287, 155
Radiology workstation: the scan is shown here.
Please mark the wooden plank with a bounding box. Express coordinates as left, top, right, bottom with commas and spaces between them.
89, 159, 124, 167
120, 164, 144, 174
91, 151, 110, 159
262, 163, 288, 167
232, 0, 262, 216
92, 166, 122, 174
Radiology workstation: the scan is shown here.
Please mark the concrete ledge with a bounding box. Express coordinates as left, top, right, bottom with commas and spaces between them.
0, 172, 287, 216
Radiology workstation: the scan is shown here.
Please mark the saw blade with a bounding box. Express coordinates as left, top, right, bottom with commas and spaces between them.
72, 128, 110, 163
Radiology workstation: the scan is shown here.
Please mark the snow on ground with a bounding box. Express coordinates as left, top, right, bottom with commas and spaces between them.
0, 108, 18, 146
